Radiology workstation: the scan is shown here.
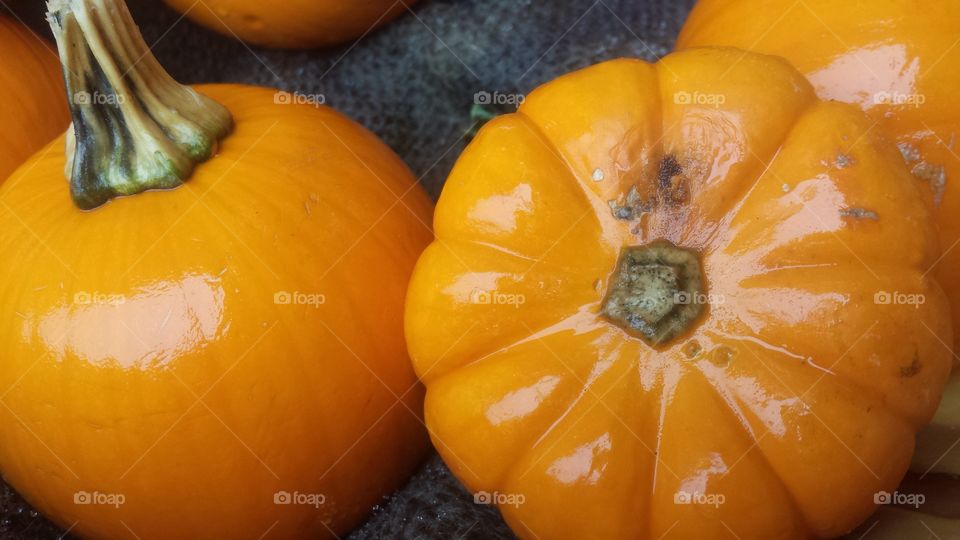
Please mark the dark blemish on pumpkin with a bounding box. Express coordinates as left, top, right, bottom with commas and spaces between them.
835, 153, 856, 168
682, 340, 702, 359
840, 207, 879, 221
608, 185, 649, 221
899, 142, 947, 206
657, 154, 689, 205
658, 155, 683, 189
900, 353, 922, 378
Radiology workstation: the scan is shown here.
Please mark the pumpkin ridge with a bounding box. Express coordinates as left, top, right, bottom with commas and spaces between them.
673, 357, 813, 537
514, 105, 651, 243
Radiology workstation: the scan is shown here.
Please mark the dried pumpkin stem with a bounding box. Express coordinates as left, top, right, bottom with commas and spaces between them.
602, 241, 706, 345
46, 0, 233, 210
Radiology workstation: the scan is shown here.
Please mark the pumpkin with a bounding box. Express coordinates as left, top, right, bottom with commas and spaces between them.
0, 15, 69, 183
677, 0, 960, 352
405, 48, 953, 539
678, 5, 960, 534
163, 0, 416, 49
0, 0, 431, 538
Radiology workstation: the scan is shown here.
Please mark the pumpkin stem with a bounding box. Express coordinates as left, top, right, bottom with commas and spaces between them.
46, 0, 233, 210
601, 241, 706, 345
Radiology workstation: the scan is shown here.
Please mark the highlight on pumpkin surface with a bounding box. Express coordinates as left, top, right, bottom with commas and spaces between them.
0, 0, 958, 538
0, 0, 433, 538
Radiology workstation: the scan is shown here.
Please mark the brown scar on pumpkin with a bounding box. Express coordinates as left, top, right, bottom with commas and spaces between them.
840, 207, 879, 220
608, 154, 690, 221
657, 154, 689, 205
900, 353, 922, 378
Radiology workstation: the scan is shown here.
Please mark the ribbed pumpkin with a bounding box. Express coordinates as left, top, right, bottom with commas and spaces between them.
406, 48, 952, 539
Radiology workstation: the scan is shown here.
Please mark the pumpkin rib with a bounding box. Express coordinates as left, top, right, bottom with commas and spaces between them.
495, 333, 661, 538
694, 96, 820, 255
407, 240, 606, 384
700, 323, 912, 428
424, 322, 626, 491
694, 335, 916, 536
517, 58, 664, 213
431, 113, 613, 262
682, 351, 814, 537
719, 101, 940, 274
650, 358, 811, 538
644, 362, 682, 540
707, 260, 949, 427
649, 47, 818, 246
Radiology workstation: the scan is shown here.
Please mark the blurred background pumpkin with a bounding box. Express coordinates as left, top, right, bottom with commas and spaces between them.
162, 0, 418, 49
0, 15, 68, 184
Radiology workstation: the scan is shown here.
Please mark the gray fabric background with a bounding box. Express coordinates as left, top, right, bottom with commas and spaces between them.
0, 1, 695, 538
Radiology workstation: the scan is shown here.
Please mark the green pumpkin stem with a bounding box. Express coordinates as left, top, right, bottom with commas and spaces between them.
46, 0, 233, 210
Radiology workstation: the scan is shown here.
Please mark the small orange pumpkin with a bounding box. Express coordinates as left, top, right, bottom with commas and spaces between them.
0, 1, 431, 538
164, 0, 417, 49
678, 0, 960, 350
0, 15, 69, 182
405, 49, 952, 539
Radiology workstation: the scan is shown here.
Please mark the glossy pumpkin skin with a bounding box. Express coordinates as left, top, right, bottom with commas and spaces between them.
164, 0, 416, 49
678, 0, 960, 350
0, 15, 69, 183
405, 49, 952, 539
0, 84, 432, 539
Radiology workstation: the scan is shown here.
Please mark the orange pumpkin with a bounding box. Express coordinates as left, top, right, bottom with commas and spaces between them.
0, 1, 431, 538
0, 15, 69, 182
164, 0, 417, 49
677, 0, 960, 351
405, 49, 952, 539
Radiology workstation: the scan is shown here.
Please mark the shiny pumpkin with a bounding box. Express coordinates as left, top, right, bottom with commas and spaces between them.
677, 0, 960, 350
164, 0, 416, 49
405, 48, 952, 539
0, 0, 433, 533
0, 15, 69, 182
0, 82, 432, 539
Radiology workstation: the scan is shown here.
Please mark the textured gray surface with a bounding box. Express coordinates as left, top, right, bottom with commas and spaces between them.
0, 0, 694, 537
